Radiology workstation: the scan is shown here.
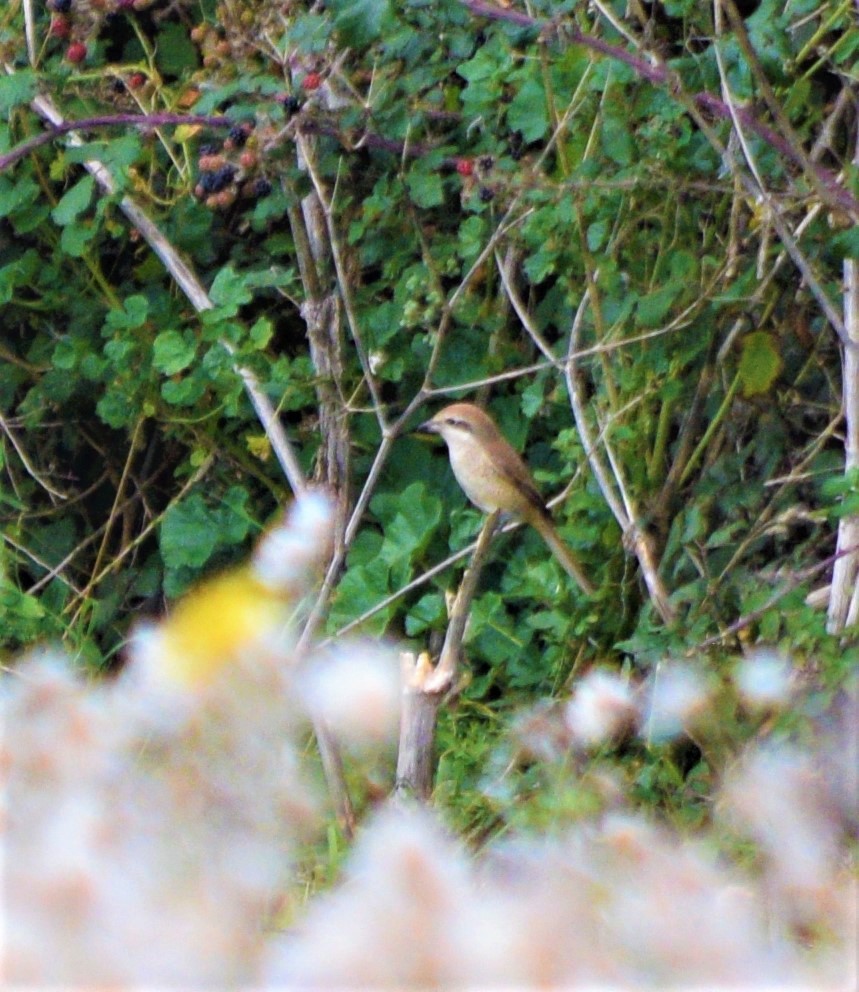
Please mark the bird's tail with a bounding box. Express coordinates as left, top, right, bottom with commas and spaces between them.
533, 514, 595, 595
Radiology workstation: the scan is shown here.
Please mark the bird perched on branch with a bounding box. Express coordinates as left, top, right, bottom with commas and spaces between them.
419, 402, 594, 595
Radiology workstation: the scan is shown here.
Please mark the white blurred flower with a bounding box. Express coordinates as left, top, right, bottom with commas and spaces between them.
721, 747, 840, 896
645, 663, 710, 741
253, 488, 334, 589
735, 649, 793, 708
265, 805, 471, 988
565, 670, 638, 747
300, 642, 401, 747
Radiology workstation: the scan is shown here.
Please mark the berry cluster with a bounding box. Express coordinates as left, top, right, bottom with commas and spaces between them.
454, 154, 497, 205
48, 0, 153, 63
194, 126, 273, 210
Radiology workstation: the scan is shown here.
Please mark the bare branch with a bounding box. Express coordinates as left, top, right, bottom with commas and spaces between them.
828, 123, 859, 632
394, 511, 500, 799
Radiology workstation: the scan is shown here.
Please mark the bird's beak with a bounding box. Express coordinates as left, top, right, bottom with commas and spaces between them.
415, 418, 440, 435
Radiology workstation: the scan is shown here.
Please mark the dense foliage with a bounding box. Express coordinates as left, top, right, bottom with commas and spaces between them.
1, 0, 857, 838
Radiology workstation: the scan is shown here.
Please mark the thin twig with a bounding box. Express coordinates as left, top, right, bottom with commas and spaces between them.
695, 543, 859, 651
708, 19, 850, 348
0, 409, 71, 501
566, 296, 676, 624
297, 134, 388, 432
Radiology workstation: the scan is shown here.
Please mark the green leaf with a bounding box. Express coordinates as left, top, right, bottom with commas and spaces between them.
405, 592, 445, 636
636, 282, 680, 328
160, 493, 219, 570
209, 265, 252, 313
156, 21, 200, 76
371, 482, 442, 564
832, 225, 859, 261
601, 113, 634, 167
0, 71, 36, 113
738, 331, 783, 397
249, 317, 274, 349
105, 295, 149, 331
507, 77, 549, 143
406, 167, 444, 209
60, 220, 98, 257
51, 175, 95, 226
153, 329, 196, 374
0, 177, 38, 219
587, 218, 610, 252
0, 249, 39, 304
161, 375, 206, 406
327, 0, 394, 45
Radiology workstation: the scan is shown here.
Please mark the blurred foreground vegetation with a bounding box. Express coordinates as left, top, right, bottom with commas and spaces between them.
1, 0, 858, 876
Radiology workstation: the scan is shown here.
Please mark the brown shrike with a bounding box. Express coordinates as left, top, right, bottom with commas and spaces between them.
420, 402, 594, 595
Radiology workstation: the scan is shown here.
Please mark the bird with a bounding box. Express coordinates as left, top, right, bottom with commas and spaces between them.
419, 402, 594, 595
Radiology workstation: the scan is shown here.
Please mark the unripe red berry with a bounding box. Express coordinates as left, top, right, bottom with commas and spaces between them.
50, 16, 71, 38
65, 41, 87, 63
302, 72, 322, 91
198, 153, 226, 172
128, 72, 146, 89
239, 149, 258, 170
456, 158, 474, 177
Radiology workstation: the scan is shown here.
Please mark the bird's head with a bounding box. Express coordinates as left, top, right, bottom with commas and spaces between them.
417, 403, 498, 446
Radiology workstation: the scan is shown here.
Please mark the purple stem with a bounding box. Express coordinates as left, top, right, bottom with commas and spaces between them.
460, 0, 858, 217
0, 112, 230, 172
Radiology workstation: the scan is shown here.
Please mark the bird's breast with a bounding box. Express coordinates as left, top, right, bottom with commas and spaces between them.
447, 437, 505, 513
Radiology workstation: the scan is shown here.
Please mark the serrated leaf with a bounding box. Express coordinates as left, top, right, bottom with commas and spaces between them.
405, 592, 445, 637
161, 375, 206, 406
507, 77, 549, 143
160, 494, 218, 570
249, 317, 274, 349
156, 21, 199, 76
60, 220, 98, 257
738, 331, 782, 397
327, 0, 394, 45
636, 282, 680, 328
209, 265, 252, 313
406, 168, 444, 209
601, 113, 634, 167
153, 329, 196, 374
52, 175, 95, 226
105, 295, 149, 331
832, 225, 859, 261
0, 177, 38, 219
0, 71, 36, 113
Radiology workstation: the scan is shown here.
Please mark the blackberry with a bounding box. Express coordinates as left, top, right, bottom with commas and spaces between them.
198, 142, 218, 157
280, 94, 301, 114
478, 186, 495, 203
198, 165, 236, 195
227, 123, 250, 147
51, 0, 73, 12
251, 177, 272, 197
